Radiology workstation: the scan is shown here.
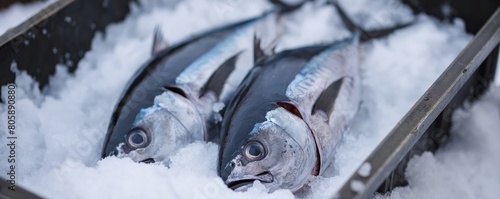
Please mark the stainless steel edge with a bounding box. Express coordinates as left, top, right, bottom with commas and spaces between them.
0, 0, 75, 47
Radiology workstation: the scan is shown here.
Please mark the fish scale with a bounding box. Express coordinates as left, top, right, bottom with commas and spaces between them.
175, 22, 254, 95
286, 39, 352, 102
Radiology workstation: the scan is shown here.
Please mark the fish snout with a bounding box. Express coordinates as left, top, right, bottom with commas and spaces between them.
225, 173, 274, 191
225, 169, 274, 191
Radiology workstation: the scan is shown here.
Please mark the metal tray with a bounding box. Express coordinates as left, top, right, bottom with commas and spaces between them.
0, 0, 498, 198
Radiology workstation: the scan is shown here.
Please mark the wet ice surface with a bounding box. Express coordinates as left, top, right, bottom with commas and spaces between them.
0, 0, 478, 198
0, 0, 55, 35
374, 86, 500, 199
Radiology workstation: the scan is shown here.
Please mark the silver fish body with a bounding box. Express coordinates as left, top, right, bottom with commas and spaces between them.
218, 34, 361, 192
101, 10, 282, 165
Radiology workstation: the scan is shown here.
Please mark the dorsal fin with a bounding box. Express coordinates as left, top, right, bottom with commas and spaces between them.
312, 77, 344, 116
253, 11, 283, 62
253, 29, 280, 62
330, 0, 413, 42
277, 101, 303, 119
253, 34, 268, 63
200, 52, 241, 98
151, 26, 169, 55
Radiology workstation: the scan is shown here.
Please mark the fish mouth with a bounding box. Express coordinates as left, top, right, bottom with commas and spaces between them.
227, 179, 255, 190
226, 172, 274, 191
140, 158, 155, 164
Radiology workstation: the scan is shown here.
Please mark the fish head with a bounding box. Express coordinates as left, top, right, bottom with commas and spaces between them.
116, 91, 205, 165
221, 107, 317, 192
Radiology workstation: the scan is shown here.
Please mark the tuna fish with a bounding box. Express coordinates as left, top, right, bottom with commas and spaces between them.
218, 2, 411, 192
101, 9, 286, 165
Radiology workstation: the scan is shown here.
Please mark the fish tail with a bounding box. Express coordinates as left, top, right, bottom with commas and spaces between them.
329, 0, 414, 42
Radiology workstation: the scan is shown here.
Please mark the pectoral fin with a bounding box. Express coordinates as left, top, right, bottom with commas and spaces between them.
312, 78, 344, 117
200, 52, 241, 98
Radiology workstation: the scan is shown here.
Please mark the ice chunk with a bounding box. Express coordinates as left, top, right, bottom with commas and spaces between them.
212, 102, 225, 112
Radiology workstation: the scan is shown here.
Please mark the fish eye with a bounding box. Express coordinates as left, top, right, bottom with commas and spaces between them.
127, 128, 149, 148
244, 141, 266, 161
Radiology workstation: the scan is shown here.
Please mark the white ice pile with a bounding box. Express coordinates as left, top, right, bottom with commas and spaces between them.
0, 0, 478, 198
0, 0, 55, 35
374, 86, 500, 199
